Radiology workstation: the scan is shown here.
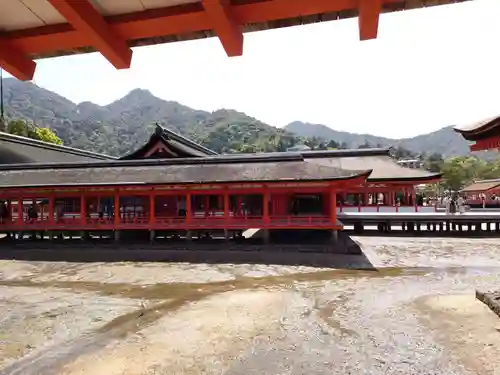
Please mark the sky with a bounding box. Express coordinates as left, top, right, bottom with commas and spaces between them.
5, 0, 500, 138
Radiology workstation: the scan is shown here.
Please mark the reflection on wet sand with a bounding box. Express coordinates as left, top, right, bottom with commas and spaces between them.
1, 237, 500, 374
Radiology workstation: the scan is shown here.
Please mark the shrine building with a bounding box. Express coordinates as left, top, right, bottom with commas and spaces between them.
0, 124, 441, 243
454, 115, 500, 152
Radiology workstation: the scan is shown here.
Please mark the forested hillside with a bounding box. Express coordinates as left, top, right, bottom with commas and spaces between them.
285, 121, 471, 158
1, 78, 479, 158
2, 79, 298, 156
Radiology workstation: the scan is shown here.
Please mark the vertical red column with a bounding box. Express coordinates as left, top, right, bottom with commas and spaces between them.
48, 196, 55, 225
114, 193, 120, 226
330, 186, 337, 224
186, 191, 192, 224
204, 195, 209, 217
411, 188, 417, 212
17, 197, 23, 225
263, 187, 270, 225
149, 190, 156, 226
80, 194, 86, 226
223, 190, 230, 222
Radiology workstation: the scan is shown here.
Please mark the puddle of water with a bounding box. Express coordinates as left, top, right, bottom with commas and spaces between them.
1, 264, 498, 375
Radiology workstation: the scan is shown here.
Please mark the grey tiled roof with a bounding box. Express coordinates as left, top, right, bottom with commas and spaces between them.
0, 132, 116, 163
300, 150, 441, 181
0, 159, 371, 188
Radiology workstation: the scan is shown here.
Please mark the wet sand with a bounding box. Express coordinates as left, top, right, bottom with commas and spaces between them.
1, 237, 500, 374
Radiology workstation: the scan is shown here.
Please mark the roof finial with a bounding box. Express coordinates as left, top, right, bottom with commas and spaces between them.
154, 122, 163, 135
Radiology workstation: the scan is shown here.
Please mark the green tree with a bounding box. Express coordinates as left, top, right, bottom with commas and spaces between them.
358, 142, 372, 149
33, 127, 63, 145
440, 156, 495, 191
6, 119, 63, 145
326, 139, 339, 149
424, 152, 444, 173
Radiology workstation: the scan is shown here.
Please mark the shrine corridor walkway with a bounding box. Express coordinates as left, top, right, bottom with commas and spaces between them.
0, 237, 500, 375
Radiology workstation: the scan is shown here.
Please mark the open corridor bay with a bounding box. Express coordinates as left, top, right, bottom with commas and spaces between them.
1, 237, 500, 375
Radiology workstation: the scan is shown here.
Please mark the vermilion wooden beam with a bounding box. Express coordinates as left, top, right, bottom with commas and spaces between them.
358, 0, 382, 41
5, 0, 406, 58
202, 0, 243, 57
0, 37, 36, 80
470, 135, 500, 151
47, 0, 132, 69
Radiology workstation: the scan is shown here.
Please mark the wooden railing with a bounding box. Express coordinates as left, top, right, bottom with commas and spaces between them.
0, 214, 340, 231
337, 205, 437, 213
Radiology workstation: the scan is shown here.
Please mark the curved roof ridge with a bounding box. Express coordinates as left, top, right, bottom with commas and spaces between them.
300, 148, 391, 158
159, 125, 218, 155
454, 114, 500, 135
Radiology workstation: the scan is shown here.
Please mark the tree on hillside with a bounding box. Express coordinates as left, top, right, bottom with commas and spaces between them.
391, 146, 415, 160
439, 156, 500, 191
6, 119, 63, 145
424, 152, 444, 173
358, 142, 372, 149
326, 140, 339, 149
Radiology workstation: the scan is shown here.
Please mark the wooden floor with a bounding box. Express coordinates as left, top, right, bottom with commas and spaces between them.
338, 211, 500, 223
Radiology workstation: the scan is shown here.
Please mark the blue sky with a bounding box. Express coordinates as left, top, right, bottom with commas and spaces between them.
5, 0, 500, 138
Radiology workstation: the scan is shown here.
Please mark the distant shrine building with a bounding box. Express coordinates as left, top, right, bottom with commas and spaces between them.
0, 124, 442, 243
455, 117, 500, 208
454, 116, 500, 152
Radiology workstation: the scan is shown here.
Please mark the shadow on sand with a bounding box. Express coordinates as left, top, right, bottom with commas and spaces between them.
0, 232, 375, 270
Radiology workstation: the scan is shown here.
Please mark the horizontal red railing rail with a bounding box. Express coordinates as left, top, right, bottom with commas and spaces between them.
0, 214, 341, 231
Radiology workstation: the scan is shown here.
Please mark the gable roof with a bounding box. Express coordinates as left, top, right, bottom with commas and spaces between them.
0, 132, 115, 164
299, 148, 441, 182
120, 124, 217, 160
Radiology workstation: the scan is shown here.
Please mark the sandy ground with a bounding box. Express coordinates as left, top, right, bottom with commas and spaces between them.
1, 237, 500, 374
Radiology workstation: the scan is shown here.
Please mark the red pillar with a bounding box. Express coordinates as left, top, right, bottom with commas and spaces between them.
330, 187, 337, 225
114, 193, 120, 225
204, 195, 209, 216
223, 190, 230, 221
186, 192, 192, 224
48, 196, 55, 225
149, 190, 156, 226
80, 195, 86, 225
411, 188, 417, 211
17, 197, 23, 225
263, 187, 270, 225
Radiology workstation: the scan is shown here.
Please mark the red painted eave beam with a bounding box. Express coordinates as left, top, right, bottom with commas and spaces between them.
0, 37, 36, 80
358, 0, 382, 40
47, 0, 132, 69
202, 0, 243, 57
470, 136, 500, 151
5, 0, 408, 57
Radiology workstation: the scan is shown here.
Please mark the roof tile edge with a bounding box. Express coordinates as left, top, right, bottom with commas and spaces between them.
0, 132, 116, 160
160, 126, 218, 155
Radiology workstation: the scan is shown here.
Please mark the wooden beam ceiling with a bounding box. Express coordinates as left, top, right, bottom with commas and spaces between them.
202, 0, 244, 57
47, 0, 132, 69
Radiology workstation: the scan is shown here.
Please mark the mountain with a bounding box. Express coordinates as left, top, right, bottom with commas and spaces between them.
2, 79, 296, 156
285, 121, 471, 158
1, 78, 477, 158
